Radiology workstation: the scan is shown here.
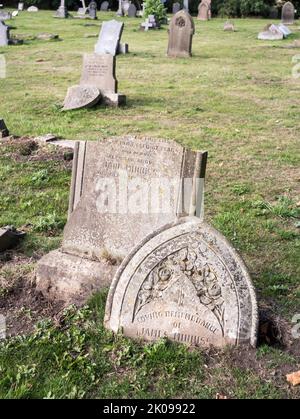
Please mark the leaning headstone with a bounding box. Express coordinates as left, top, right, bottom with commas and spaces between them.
80, 53, 126, 106
100, 1, 109, 11
89, 0, 97, 19
224, 21, 235, 32
127, 3, 137, 17
105, 217, 258, 348
167, 10, 195, 58
0, 118, 9, 137
54, 0, 68, 18
277, 23, 292, 37
27, 6, 39, 12
0, 20, 8, 46
63, 85, 101, 111
282, 2, 295, 25
258, 24, 284, 40
197, 0, 210, 21
12, 11, 19, 17
0, 11, 11, 20
172, 2, 181, 14
95, 20, 124, 56
36, 138, 206, 303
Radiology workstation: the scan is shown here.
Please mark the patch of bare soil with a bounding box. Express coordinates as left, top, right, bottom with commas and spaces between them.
0, 252, 64, 337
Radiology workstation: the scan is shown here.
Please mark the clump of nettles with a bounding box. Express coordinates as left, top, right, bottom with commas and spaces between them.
144, 0, 167, 23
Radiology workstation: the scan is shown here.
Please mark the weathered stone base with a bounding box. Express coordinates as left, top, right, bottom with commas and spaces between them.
36, 249, 118, 304
102, 93, 126, 107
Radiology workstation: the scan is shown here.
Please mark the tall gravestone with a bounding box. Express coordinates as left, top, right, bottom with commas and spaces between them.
197, 0, 210, 21
105, 217, 258, 348
127, 3, 137, 17
282, 1, 295, 25
167, 10, 195, 58
54, 0, 68, 18
36, 137, 207, 303
0, 20, 8, 46
172, 2, 181, 14
95, 20, 124, 56
89, 0, 97, 19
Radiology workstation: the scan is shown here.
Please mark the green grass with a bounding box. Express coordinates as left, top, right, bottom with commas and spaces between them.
0, 11, 300, 399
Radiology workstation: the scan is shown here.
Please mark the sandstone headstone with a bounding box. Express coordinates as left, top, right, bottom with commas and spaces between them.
105, 217, 258, 348
0, 118, 9, 137
197, 0, 210, 21
95, 20, 124, 56
89, 0, 97, 19
0, 21, 8, 46
36, 137, 207, 303
63, 85, 101, 110
172, 2, 181, 14
127, 3, 137, 17
167, 10, 195, 58
282, 1, 295, 25
100, 1, 109, 11
27, 6, 39, 12
224, 21, 235, 32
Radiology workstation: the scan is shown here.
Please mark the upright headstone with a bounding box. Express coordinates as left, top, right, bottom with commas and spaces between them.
95, 20, 124, 56
0, 118, 9, 137
36, 137, 206, 304
101, 0, 109, 10
116, 0, 123, 16
89, 0, 97, 19
0, 20, 8, 46
282, 1, 295, 25
167, 10, 195, 58
183, 0, 189, 12
127, 3, 137, 17
54, 0, 68, 18
197, 0, 210, 21
105, 217, 258, 348
18, 2, 24, 11
0, 11, 11, 20
172, 2, 181, 14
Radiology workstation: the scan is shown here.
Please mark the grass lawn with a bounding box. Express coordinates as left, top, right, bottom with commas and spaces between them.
0, 11, 299, 399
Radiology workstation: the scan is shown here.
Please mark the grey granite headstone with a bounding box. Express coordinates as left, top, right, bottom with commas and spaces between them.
0, 20, 8, 46
282, 1, 295, 25
54, 0, 68, 18
0, 118, 9, 137
100, 0, 109, 11
95, 19, 124, 56
172, 2, 181, 14
105, 217, 258, 348
89, 0, 97, 19
167, 10, 195, 58
127, 3, 137, 17
63, 85, 101, 110
36, 137, 207, 303
0, 11, 11, 21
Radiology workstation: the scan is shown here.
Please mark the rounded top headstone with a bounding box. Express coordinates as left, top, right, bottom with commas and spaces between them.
105, 217, 258, 348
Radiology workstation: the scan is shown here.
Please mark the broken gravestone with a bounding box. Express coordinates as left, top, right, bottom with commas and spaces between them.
63, 53, 126, 109
63, 85, 101, 111
167, 10, 195, 58
105, 216, 258, 348
0, 119, 9, 137
36, 137, 207, 303
258, 24, 284, 40
282, 1, 295, 25
95, 19, 124, 56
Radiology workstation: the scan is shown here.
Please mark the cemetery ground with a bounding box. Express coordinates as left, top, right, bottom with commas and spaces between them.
0, 11, 299, 399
